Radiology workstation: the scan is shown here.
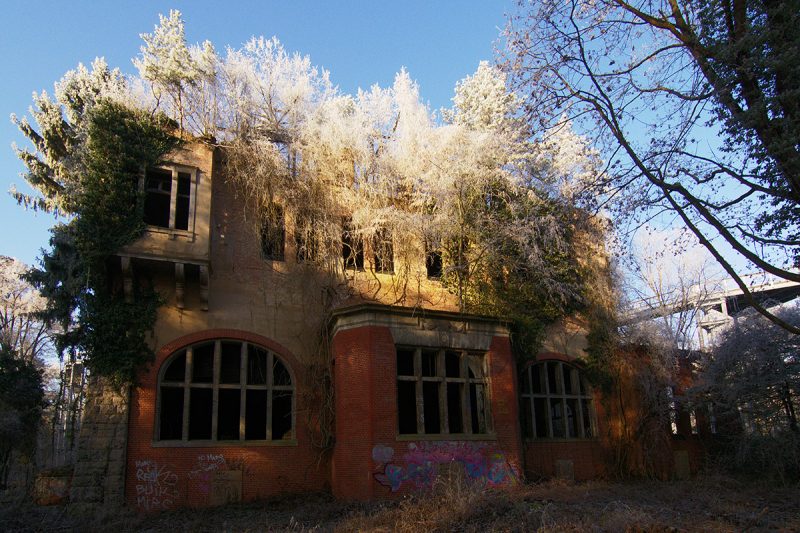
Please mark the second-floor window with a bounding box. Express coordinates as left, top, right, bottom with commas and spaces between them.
260, 205, 285, 261
143, 166, 195, 231
372, 228, 394, 273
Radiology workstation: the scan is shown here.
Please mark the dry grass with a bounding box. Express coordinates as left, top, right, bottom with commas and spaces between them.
2, 475, 798, 532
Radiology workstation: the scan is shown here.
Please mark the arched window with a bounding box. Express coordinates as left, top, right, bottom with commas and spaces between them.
520, 360, 594, 439
157, 339, 294, 443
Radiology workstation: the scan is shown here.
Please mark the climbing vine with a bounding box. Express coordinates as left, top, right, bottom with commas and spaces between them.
17, 92, 179, 384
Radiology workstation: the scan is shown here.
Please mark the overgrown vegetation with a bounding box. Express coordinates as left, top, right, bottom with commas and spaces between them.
693, 304, 800, 483
13, 11, 611, 387
3, 475, 798, 531
0, 257, 50, 489
14, 65, 180, 383
0, 345, 45, 489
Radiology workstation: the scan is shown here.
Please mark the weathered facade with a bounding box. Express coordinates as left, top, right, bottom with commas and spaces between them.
61, 141, 711, 511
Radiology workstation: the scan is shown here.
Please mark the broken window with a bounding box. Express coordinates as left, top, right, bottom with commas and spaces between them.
372, 228, 394, 273
157, 339, 294, 442
143, 166, 195, 231
342, 219, 364, 270
260, 204, 285, 261
667, 386, 678, 435
520, 360, 595, 439
396, 347, 490, 435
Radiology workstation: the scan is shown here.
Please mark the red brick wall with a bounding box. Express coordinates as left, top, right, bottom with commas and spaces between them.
331, 325, 523, 500
523, 441, 604, 480
126, 329, 329, 511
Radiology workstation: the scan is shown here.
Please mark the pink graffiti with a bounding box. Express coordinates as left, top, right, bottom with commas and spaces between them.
135, 460, 178, 510
373, 442, 518, 492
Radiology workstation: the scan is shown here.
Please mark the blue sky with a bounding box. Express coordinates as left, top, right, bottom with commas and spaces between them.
1, 1, 513, 265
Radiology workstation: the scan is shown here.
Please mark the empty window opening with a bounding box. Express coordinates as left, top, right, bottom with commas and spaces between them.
260, 204, 285, 261
425, 237, 443, 279
396, 346, 491, 436
342, 220, 364, 270
143, 166, 195, 231
144, 168, 172, 228
158, 339, 294, 443
667, 387, 678, 435
520, 360, 595, 439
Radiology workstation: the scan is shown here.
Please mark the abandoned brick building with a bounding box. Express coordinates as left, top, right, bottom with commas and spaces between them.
60, 141, 710, 511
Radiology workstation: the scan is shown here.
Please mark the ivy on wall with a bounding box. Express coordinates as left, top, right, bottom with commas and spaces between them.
20, 99, 179, 384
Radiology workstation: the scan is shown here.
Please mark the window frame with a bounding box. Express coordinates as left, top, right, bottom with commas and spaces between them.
141, 164, 198, 235
154, 339, 296, 447
520, 360, 596, 440
396, 346, 494, 439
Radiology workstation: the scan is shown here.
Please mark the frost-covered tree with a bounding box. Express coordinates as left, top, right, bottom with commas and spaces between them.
693, 304, 800, 481
0, 257, 48, 488
134, 9, 202, 131
699, 305, 800, 433
0, 257, 50, 363
12, 12, 611, 383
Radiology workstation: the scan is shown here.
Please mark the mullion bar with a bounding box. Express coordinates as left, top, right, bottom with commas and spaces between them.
438, 350, 448, 434
211, 341, 220, 441
414, 348, 424, 434
168, 169, 178, 229
460, 351, 472, 435
239, 342, 247, 440
266, 350, 274, 440
182, 346, 193, 441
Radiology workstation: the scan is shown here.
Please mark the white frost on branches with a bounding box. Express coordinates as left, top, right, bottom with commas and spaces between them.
0, 257, 50, 363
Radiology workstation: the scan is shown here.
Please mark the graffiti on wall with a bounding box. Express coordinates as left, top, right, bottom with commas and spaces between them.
135, 460, 178, 510
372, 441, 518, 492
189, 454, 244, 506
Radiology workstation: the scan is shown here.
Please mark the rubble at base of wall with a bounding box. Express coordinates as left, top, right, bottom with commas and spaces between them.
67, 375, 130, 511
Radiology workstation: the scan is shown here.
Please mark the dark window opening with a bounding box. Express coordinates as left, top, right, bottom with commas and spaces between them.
295, 215, 318, 263
373, 228, 394, 273
521, 361, 594, 440
342, 220, 364, 270
192, 343, 214, 383
397, 348, 415, 376
447, 383, 464, 433
260, 205, 285, 261
159, 387, 184, 440
425, 239, 443, 279
189, 388, 213, 440
397, 381, 417, 434
396, 346, 490, 436
272, 391, 293, 439
163, 351, 186, 382
157, 340, 294, 443
220, 342, 241, 384
245, 390, 267, 440
423, 382, 441, 434
217, 389, 241, 440
175, 172, 191, 230
143, 168, 172, 228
